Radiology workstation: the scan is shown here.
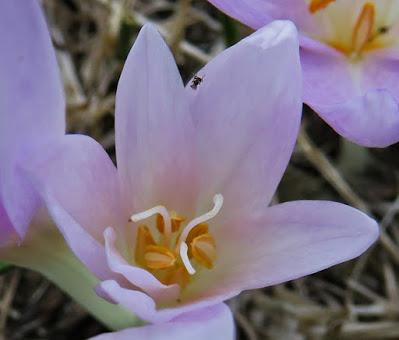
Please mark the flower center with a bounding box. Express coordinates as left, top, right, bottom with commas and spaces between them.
130, 194, 223, 289
306, 1, 396, 59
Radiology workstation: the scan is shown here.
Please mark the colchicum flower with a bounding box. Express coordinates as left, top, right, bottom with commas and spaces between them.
207, 0, 399, 147
0, 0, 65, 243
0, 1, 138, 330
30, 19, 378, 338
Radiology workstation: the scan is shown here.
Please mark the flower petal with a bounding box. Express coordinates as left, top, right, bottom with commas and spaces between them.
0, 201, 16, 247
91, 303, 235, 340
97, 279, 235, 324
207, 0, 311, 30
301, 38, 399, 147
25, 135, 122, 280
195, 201, 378, 297
0, 0, 65, 237
188, 21, 302, 217
115, 24, 198, 215
104, 227, 180, 302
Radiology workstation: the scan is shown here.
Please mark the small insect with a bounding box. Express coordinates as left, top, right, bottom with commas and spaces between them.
190, 75, 204, 90
378, 26, 390, 35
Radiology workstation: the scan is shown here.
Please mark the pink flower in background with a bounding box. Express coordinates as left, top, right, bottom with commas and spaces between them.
207, 0, 399, 147
29, 19, 378, 335
0, 1, 138, 329
0, 0, 65, 244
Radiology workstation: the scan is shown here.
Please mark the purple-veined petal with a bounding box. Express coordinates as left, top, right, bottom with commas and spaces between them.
0, 0, 65, 238
24, 135, 122, 280
207, 0, 311, 30
104, 227, 180, 302
91, 303, 235, 340
115, 24, 199, 216
301, 37, 399, 147
187, 21, 302, 219
191, 201, 378, 298
97, 279, 236, 324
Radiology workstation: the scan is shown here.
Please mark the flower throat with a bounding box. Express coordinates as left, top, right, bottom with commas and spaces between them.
308, 1, 392, 58
130, 194, 223, 289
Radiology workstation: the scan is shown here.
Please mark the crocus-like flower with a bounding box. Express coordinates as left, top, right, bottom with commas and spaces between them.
207, 0, 399, 147
0, 1, 138, 330
0, 0, 65, 244
30, 19, 378, 334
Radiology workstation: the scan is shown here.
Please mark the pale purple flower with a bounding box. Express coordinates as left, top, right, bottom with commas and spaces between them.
207, 0, 399, 147
0, 2, 139, 329
0, 0, 65, 244
27, 19, 379, 335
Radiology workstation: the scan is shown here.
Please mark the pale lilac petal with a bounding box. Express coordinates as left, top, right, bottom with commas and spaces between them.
25, 135, 122, 280
188, 21, 302, 218
363, 49, 399, 99
104, 227, 180, 302
207, 0, 312, 30
91, 304, 235, 340
301, 38, 399, 147
0, 0, 65, 237
97, 280, 235, 324
115, 24, 198, 215
193, 201, 378, 298
0, 201, 16, 247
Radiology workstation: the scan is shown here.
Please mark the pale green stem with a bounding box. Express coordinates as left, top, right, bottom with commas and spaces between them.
0, 231, 142, 331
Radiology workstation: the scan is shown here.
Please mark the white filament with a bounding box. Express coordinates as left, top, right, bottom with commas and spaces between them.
180, 242, 196, 275
178, 194, 224, 275
130, 205, 172, 239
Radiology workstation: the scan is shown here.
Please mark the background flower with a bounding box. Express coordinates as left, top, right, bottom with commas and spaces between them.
0, 1, 139, 331
207, 0, 399, 147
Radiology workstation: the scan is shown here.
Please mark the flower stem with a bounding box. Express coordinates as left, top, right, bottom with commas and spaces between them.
0, 231, 142, 331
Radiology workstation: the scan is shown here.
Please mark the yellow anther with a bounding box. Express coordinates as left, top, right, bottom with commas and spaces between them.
156, 212, 185, 234
135, 225, 155, 266
190, 233, 216, 270
171, 212, 186, 232
308, 0, 335, 14
186, 223, 209, 257
351, 2, 375, 55
164, 266, 190, 288
144, 245, 177, 269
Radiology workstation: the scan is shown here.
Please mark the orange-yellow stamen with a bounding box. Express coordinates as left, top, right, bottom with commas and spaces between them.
186, 223, 209, 257
351, 2, 375, 55
190, 233, 216, 269
156, 212, 185, 234
164, 266, 190, 288
135, 225, 155, 266
131, 194, 223, 290
308, 0, 335, 14
144, 245, 177, 269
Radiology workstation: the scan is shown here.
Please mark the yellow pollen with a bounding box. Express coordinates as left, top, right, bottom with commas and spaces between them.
190, 233, 216, 269
135, 225, 155, 266
308, 0, 335, 14
156, 212, 185, 234
164, 266, 190, 288
351, 2, 375, 55
186, 223, 209, 257
144, 245, 177, 269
